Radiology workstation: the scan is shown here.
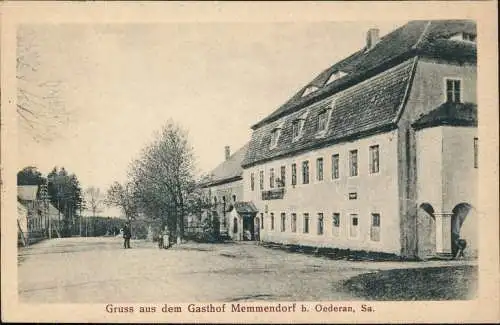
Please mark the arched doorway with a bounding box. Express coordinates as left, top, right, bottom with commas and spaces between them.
417, 202, 437, 258
451, 203, 472, 258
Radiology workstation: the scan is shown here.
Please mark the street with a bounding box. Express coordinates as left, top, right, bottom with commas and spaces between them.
18, 237, 477, 303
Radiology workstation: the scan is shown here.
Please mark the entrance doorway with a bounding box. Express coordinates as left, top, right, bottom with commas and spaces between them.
242, 214, 256, 241
418, 202, 473, 259
451, 203, 472, 258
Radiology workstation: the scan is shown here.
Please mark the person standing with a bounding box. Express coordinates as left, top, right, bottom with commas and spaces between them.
123, 221, 131, 249
162, 226, 170, 249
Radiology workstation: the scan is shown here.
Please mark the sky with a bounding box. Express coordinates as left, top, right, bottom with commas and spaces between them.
17, 21, 407, 216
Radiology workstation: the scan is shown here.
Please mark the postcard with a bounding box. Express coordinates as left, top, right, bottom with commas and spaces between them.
1, 1, 498, 323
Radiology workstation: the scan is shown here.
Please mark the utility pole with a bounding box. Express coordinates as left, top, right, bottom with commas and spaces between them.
57, 184, 61, 236
39, 182, 50, 239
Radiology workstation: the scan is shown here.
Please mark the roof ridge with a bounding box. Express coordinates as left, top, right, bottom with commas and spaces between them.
393, 56, 420, 124
413, 20, 432, 50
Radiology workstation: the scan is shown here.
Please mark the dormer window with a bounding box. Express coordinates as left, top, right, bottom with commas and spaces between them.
302, 85, 319, 97
292, 119, 305, 140
292, 110, 309, 141
270, 128, 282, 149
445, 78, 461, 103
326, 71, 347, 84
449, 32, 476, 43
317, 108, 332, 133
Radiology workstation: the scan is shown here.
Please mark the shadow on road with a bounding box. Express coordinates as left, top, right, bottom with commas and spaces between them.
342, 265, 478, 300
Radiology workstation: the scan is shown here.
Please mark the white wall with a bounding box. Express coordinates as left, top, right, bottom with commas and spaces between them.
416, 126, 478, 257
416, 127, 444, 210
442, 126, 478, 256
243, 130, 400, 254
203, 179, 243, 231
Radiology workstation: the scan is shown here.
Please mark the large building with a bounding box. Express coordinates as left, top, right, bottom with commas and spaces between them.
199, 144, 258, 241
240, 20, 477, 259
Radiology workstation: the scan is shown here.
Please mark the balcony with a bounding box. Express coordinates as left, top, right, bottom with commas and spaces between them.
261, 188, 285, 200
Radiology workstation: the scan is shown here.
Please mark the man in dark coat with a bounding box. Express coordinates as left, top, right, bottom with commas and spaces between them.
123, 221, 131, 249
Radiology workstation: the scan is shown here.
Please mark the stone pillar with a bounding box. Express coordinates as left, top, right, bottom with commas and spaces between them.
435, 213, 452, 254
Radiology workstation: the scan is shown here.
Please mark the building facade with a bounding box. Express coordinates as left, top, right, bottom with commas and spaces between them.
200, 144, 257, 241
17, 185, 62, 245
241, 20, 477, 259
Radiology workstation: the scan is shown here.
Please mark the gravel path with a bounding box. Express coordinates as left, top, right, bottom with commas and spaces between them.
18, 237, 477, 303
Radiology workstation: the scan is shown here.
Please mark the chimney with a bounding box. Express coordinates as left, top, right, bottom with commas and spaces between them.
366, 28, 380, 50
225, 146, 231, 160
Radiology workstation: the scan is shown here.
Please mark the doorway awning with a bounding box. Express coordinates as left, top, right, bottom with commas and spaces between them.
233, 201, 258, 214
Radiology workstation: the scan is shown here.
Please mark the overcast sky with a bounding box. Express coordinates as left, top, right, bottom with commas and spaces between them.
17, 21, 407, 216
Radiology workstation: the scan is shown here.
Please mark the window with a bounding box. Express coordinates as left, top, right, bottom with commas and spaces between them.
291, 163, 297, 185
369, 145, 380, 174
250, 172, 255, 191
332, 213, 340, 227
233, 217, 238, 233
261, 213, 264, 229
331, 154, 340, 179
269, 168, 275, 188
291, 213, 297, 232
280, 166, 286, 187
302, 85, 319, 97
446, 78, 461, 103
259, 171, 264, 190
270, 128, 281, 148
303, 213, 309, 233
317, 213, 324, 235
292, 119, 305, 140
302, 161, 310, 184
349, 214, 359, 238
317, 109, 330, 132
292, 120, 300, 139
370, 213, 381, 241
326, 71, 347, 84
463, 32, 476, 42
474, 137, 478, 168
316, 157, 324, 181
270, 213, 275, 231
349, 150, 358, 177
280, 213, 286, 232
450, 32, 476, 43
332, 213, 340, 236
232, 194, 236, 202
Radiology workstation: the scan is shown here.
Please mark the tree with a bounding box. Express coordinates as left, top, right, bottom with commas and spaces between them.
85, 186, 103, 218
129, 120, 196, 243
17, 166, 46, 186
104, 181, 137, 221
46, 166, 83, 237
17, 25, 69, 142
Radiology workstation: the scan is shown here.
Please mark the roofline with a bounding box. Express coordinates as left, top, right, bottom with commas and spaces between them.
251, 23, 477, 131
199, 175, 243, 188
412, 119, 478, 131
251, 52, 416, 130
242, 123, 398, 169
393, 56, 420, 124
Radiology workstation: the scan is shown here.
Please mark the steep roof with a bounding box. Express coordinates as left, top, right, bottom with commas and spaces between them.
17, 185, 38, 201
242, 57, 416, 167
201, 143, 249, 187
252, 20, 476, 129
412, 102, 477, 130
